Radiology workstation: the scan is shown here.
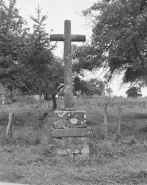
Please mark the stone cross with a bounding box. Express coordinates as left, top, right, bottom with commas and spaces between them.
50, 20, 86, 109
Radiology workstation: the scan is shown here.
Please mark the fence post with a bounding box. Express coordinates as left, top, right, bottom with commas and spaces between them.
118, 102, 122, 135
6, 106, 15, 139
103, 99, 108, 136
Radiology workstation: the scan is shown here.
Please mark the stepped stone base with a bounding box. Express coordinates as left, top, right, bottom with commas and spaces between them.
52, 109, 90, 158
53, 137, 89, 158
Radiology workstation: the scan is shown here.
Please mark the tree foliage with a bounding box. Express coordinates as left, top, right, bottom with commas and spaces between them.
126, 86, 142, 97
73, 0, 147, 85
0, 0, 29, 94
74, 76, 105, 96
21, 6, 55, 95
21, 6, 63, 109
0, 1, 64, 110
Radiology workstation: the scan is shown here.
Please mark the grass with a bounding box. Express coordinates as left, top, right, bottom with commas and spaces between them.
0, 96, 147, 184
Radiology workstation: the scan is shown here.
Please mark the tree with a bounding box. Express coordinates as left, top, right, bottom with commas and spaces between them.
0, 0, 29, 94
88, 78, 105, 96
105, 87, 113, 97
73, 0, 147, 85
74, 76, 105, 97
21, 7, 64, 111
29, 6, 54, 101
7, 5, 57, 127
42, 57, 64, 109
126, 86, 142, 98
72, 44, 99, 73
0, 1, 64, 112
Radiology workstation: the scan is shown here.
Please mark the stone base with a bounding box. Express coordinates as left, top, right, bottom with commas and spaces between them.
53, 109, 90, 158
53, 137, 89, 158
54, 110, 86, 128
52, 127, 91, 137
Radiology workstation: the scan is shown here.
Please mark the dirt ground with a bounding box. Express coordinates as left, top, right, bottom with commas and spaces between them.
0, 97, 147, 184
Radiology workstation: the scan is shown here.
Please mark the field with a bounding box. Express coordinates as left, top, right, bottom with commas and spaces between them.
0, 96, 147, 184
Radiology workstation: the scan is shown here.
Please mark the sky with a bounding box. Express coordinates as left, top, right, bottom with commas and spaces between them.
5, 0, 147, 97
14, 0, 95, 58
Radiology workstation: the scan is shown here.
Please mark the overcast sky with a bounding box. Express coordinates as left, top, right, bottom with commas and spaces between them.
5, 0, 147, 97
13, 0, 96, 56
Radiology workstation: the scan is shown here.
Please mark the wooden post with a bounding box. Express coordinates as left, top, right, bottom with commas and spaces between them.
6, 106, 15, 139
118, 102, 122, 135
103, 99, 108, 136
50, 20, 86, 110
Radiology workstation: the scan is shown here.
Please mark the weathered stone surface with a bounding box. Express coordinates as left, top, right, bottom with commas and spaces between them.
53, 137, 89, 148
75, 154, 89, 159
70, 137, 89, 145
56, 149, 69, 155
55, 145, 90, 156
54, 110, 86, 128
52, 128, 91, 138
53, 137, 90, 156
81, 145, 89, 155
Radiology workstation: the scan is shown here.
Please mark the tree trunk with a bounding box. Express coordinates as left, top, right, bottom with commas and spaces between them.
44, 93, 51, 100
51, 85, 64, 109
52, 93, 57, 109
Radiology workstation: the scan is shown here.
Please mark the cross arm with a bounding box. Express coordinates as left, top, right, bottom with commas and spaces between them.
50, 34, 86, 42
50, 34, 64, 41
71, 35, 86, 42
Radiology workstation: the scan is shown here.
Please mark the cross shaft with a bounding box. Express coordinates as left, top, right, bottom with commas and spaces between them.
50, 20, 86, 109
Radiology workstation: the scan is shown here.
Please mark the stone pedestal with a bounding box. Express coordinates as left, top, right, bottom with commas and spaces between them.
52, 110, 90, 158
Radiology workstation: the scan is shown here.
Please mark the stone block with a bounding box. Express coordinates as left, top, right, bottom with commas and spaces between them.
52, 109, 90, 158
53, 137, 89, 148
52, 128, 91, 138
75, 154, 89, 159
56, 149, 69, 155
81, 144, 89, 155
53, 137, 90, 156
54, 110, 86, 128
